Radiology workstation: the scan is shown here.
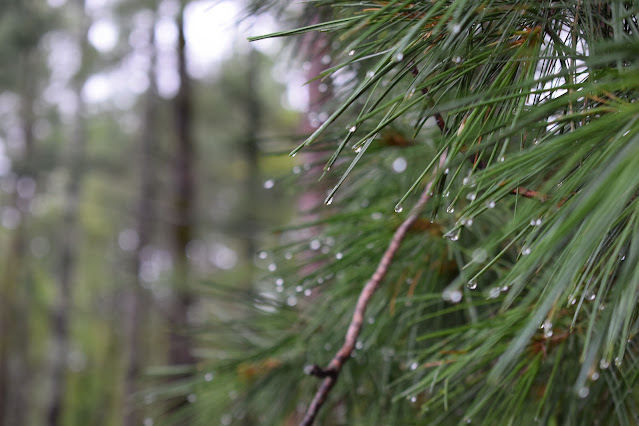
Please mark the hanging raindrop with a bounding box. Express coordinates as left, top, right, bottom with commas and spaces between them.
467, 279, 478, 290
394, 205, 404, 213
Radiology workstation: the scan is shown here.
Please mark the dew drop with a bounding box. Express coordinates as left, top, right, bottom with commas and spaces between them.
309, 239, 321, 250
394, 52, 404, 62
348, 125, 357, 133
353, 145, 362, 153
591, 371, 599, 381
410, 361, 419, 370
275, 278, 284, 286
293, 166, 301, 174
522, 247, 531, 256
356, 340, 364, 350
614, 357, 622, 367
444, 168, 450, 174
263, 179, 275, 189
286, 296, 298, 306
392, 157, 407, 173
348, 50, 355, 56
296, 285, 303, 293
410, 396, 417, 403
462, 177, 470, 185
394, 205, 404, 213
486, 200, 496, 209
467, 279, 478, 290
578, 387, 590, 398
204, 372, 214, 382
325, 197, 334, 205
586, 291, 596, 301
599, 359, 610, 369
335, 252, 343, 260
466, 192, 476, 201
304, 288, 312, 297
465, 218, 474, 227
321, 55, 331, 64
446, 204, 455, 213
366, 70, 375, 78
499, 156, 505, 162
451, 23, 462, 34
258, 251, 268, 260
268, 263, 277, 272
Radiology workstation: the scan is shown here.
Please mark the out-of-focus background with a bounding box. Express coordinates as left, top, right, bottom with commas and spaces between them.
0, 1, 306, 425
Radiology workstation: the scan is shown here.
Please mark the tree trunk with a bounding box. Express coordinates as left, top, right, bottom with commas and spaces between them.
123, 5, 159, 426
166, 0, 196, 417
47, 2, 89, 424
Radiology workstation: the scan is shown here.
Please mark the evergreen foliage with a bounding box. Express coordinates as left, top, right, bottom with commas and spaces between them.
201, 2, 639, 425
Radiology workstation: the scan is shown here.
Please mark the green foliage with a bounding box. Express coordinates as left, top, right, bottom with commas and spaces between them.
202, 1, 639, 425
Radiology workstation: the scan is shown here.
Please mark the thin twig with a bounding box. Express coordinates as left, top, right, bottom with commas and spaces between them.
301, 175, 439, 426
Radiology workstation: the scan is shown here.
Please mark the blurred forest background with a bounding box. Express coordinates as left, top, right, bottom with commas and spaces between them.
0, 1, 303, 425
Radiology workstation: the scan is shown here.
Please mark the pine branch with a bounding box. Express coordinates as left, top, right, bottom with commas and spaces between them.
301, 153, 446, 425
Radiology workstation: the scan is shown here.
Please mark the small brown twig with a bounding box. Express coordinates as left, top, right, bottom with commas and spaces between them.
301, 176, 439, 426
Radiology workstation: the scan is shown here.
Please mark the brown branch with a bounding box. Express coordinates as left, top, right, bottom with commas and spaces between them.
301, 167, 441, 425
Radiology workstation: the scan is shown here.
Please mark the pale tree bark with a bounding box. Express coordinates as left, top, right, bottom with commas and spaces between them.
123, 5, 159, 426
47, 1, 90, 424
166, 0, 196, 417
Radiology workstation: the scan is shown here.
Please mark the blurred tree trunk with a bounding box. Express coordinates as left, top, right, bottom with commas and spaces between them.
123, 6, 159, 426
166, 0, 196, 416
47, 1, 89, 424
0, 49, 37, 426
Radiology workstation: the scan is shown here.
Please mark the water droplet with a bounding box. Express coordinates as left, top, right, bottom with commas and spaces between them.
348, 125, 357, 133
465, 418, 472, 424
335, 252, 343, 260
569, 296, 577, 305
501, 285, 509, 292
466, 192, 476, 201
353, 145, 362, 153
465, 218, 474, 226
187, 394, 197, 403
309, 239, 321, 250
586, 291, 596, 301
462, 177, 470, 185
499, 156, 505, 162
293, 166, 301, 174
371, 212, 382, 220
392, 157, 407, 173
614, 357, 622, 367
144, 417, 154, 426
368, 316, 375, 324
489, 287, 501, 298
410, 361, 419, 370
366, 70, 375, 78
287, 296, 298, 306
449, 290, 463, 303
268, 263, 277, 272
591, 371, 599, 381
394, 205, 404, 213
394, 52, 404, 62
542, 319, 553, 338
348, 50, 355, 56
296, 285, 303, 293
325, 197, 334, 205
444, 168, 450, 174
443, 191, 450, 198
321, 55, 331, 64
522, 247, 531, 256
486, 200, 495, 209
599, 359, 610, 369
356, 340, 364, 350
263, 179, 275, 189
451, 23, 462, 34
467, 279, 477, 290
446, 204, 455, 213
204, 372, 214, 382
453, 56, 463, 64
410, 396, 417, 403
258, 251, 268, 260
304, 288, 312, 297
578, 387, 589, 398
530, 218, 542, 226
275, 278, 284, 286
